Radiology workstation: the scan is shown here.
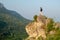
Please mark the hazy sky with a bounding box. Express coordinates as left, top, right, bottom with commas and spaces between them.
0, 0, 60, 21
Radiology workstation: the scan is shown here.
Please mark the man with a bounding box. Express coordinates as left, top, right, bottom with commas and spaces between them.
40, 7, 43, 12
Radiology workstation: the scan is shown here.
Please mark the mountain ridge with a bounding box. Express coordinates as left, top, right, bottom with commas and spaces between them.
0, 3, 30, 40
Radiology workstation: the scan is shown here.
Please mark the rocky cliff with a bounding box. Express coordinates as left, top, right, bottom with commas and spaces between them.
25, 14, 60, 40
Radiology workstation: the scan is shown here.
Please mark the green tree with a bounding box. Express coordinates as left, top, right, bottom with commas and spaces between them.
33, 15, 38, 22
47, 18, 54, 32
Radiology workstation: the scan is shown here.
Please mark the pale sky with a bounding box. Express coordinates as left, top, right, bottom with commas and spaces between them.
0, 0, 60, 22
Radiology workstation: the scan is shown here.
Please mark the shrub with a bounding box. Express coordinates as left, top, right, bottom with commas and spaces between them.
33, 15, 38, 22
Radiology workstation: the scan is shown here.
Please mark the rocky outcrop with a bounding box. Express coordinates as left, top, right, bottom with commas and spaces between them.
25, 14, 47, 40
25, 22, 46, 40
25, 12, 60, 40
54, 22, 60, 29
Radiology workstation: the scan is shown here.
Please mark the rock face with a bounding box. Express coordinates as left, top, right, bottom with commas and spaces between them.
25, 14, 47, 40
54, 22, 60, 29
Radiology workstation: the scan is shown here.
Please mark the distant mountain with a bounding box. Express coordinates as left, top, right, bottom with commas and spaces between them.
0, 3, 30, 23
0, 3, 30, 40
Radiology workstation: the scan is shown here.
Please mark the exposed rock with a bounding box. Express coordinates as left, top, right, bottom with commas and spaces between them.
37, 14, 47, 24
54, 22, 60, 29
49, 30, 56, 35
25, 14, 47, 40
